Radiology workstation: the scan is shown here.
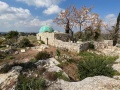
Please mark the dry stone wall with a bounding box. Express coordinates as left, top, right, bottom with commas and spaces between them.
94, 40, 113, 49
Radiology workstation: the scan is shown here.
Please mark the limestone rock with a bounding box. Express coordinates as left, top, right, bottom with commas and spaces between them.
0, 66, 22, 90
48, 76, 120, 90
15, 51, 19, 55
112, 58, 120, 74
21, 49, 25, 53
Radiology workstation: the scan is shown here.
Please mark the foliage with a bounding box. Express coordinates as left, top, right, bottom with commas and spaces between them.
17, 74, 46, 90
56, 49, 61, 59
113, 13, 120, 46
0, 38, 5, 45
39, 40, 45, 44
19, 38, 31, 48
54, 6, 73, 33
72, 6, 93, 31
0, 62, 37, 73
82, 26, 93, 41
78, 52, 119, 80
6, 30, 19, 39
81, 25, 101, 41
54, 5, 104, 33
74, 31, 82, 41
88, 42, 95, 49
35, 51, 51, 61
54, 71, 70, 81
45, 71, 69, 81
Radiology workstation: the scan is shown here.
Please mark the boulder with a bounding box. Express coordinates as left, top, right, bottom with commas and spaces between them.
112, 58, 120, 73
0, 66, 22, 90
15, 51, 19, 55
48, 76, 120, 90
21, 49, 25, 53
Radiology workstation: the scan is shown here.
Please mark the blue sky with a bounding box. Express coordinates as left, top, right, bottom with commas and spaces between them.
0, 0, 119, 32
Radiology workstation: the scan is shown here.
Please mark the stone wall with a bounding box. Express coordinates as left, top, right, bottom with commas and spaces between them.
37, 32, 90, 53
94, 40, 113, 49
37, 32, 55, 45
54, 33, 71, 42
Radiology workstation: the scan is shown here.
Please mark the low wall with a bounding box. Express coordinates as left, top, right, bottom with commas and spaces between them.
94, 40, 113, 49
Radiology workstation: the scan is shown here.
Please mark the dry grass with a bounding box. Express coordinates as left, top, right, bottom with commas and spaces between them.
63, 63, 79, 81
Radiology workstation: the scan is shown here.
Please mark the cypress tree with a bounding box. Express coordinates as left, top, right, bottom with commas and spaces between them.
113, 13, 120, 46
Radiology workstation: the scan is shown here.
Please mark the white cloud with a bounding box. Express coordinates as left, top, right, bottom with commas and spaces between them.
0, 1, 9, 12
0, 1, 31, 21
0, 1, 64, 32
16, 0, 65, 15
0, 1, 48, 32
14, 19, 53, 27
16, 0, 64, 8
104, 14, 117, 27
43, 5, 63, 15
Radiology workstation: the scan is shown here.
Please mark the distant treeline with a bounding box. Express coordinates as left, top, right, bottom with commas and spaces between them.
0, 32, 37, 36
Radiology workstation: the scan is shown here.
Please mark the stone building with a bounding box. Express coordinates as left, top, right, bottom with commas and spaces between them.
36, 25, 90, 53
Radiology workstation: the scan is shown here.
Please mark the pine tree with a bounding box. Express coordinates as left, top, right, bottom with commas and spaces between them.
113, 13, 120, 46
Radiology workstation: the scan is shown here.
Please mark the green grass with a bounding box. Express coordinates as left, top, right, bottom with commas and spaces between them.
79, 52, 118, 64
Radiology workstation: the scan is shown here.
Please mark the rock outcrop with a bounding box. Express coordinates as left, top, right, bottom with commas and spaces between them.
0, 66, 22, 90
48, 76, 120, 90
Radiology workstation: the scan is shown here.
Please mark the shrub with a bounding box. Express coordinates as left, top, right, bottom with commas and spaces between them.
88, 42, 95, 49
35, 51, 51, 61
78, 52, 119, 80
40, 40, 45, 44
56, 49, 61, 59
17, 74, 46, 90
54, 71, 70, 81
74, 31, 82, 41
19, 38, 31, 48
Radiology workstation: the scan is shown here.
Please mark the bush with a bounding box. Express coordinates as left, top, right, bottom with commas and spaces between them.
78, 52, 119, 80
40, 40, 45, 44
74, 31, 82, 41
19, 38, 31, 48
56, 49, 61, 59
35, 51, 51, 61
88, 42, 95, 49
17, 74, 46, 90
0, 62, 37, 73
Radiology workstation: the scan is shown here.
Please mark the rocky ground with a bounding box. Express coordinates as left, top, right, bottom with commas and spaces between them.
48, 57, 120, 90
0, 45, 120, 90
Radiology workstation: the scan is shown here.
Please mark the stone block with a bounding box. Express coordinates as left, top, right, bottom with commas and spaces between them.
21, 49, 25, 53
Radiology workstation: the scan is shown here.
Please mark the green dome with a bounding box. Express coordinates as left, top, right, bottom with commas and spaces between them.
39, 25, 54, 33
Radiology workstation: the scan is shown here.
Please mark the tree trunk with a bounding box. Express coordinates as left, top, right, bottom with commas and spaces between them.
65, 20, 70, 33
80, 25, 82, 32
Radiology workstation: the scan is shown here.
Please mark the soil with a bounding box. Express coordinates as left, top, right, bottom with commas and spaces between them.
14, 49, 39, 63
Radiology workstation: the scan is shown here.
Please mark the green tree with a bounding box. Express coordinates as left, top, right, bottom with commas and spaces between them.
81, 26, 93, 41
6, 30, 19, 45
113, 13, 120, 46
6, 30, 19, 39
19, 38, 31, 48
